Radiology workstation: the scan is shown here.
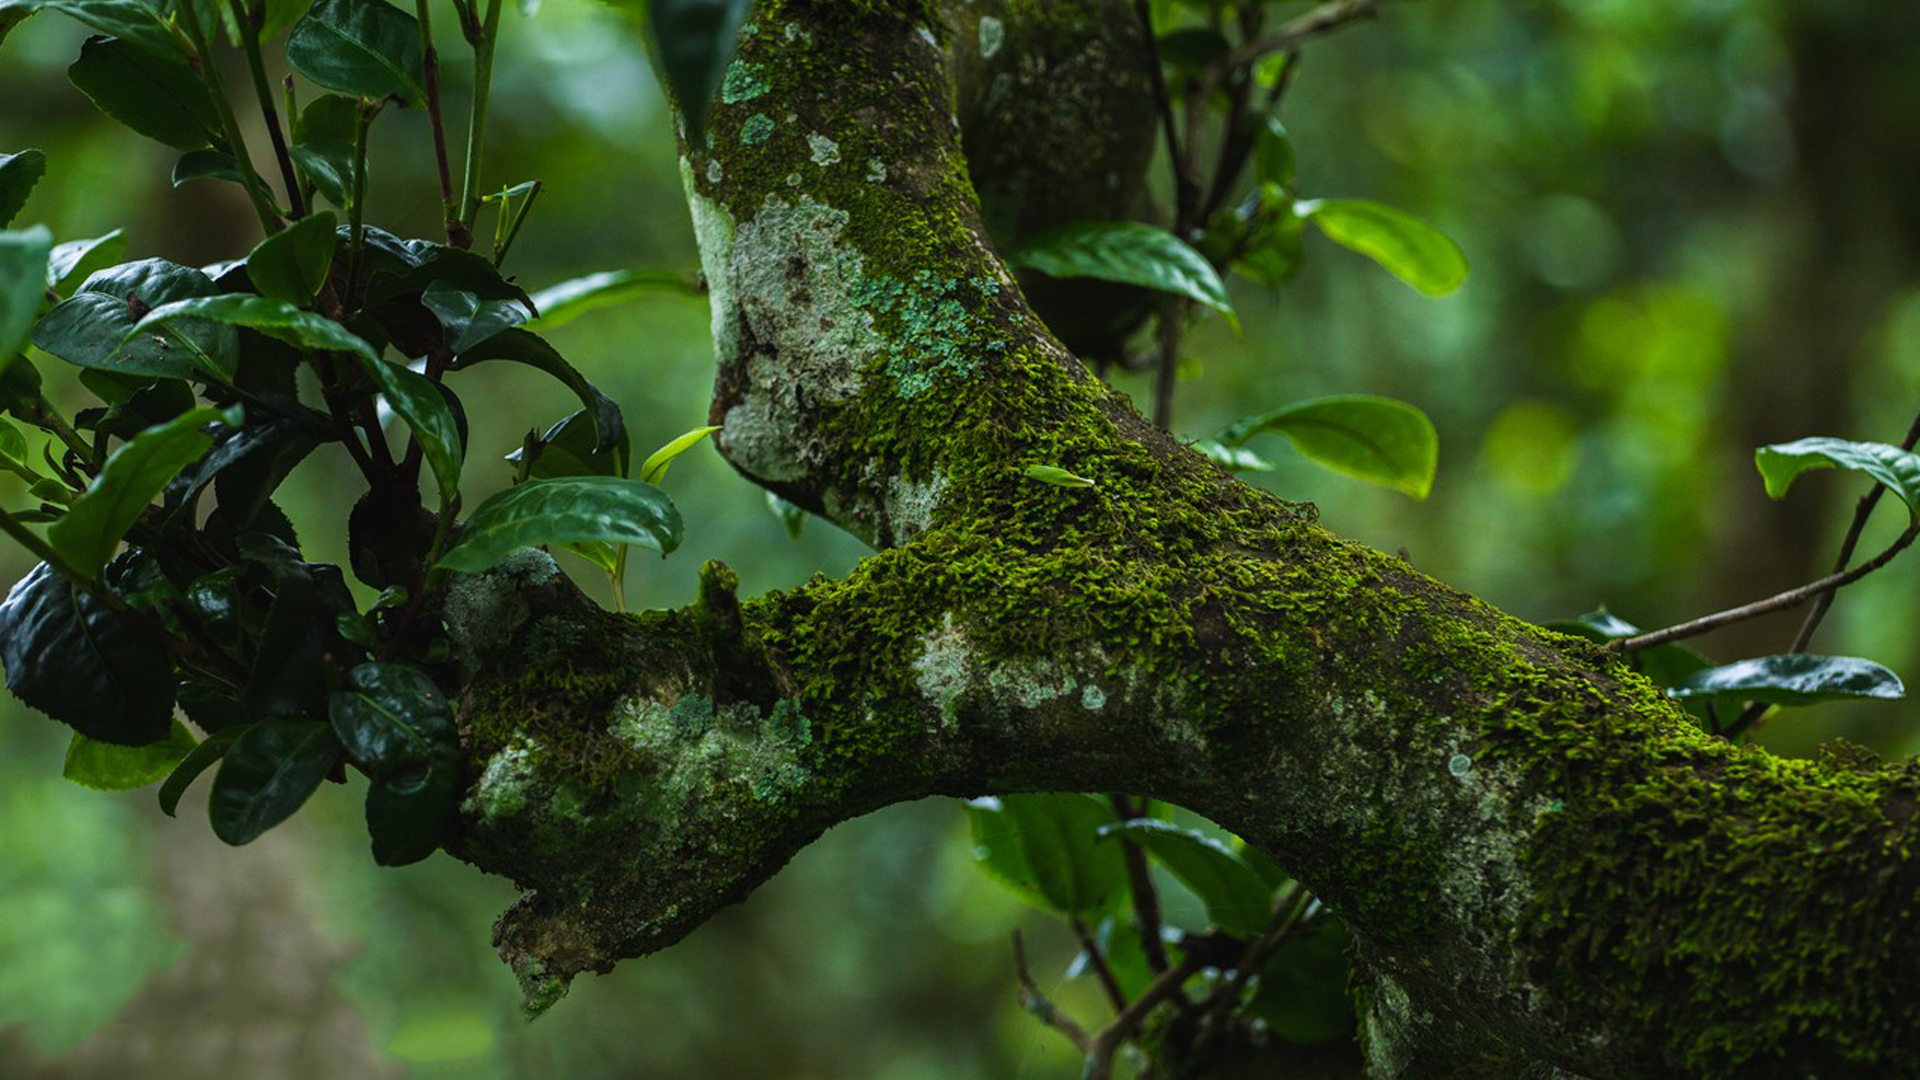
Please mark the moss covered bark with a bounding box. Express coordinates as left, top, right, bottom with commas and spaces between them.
440, 2, 1920, 1077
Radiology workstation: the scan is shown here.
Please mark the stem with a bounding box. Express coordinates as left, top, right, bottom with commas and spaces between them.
1011, 932, 1093, 1053
457, 0, 505, 235
1223, 0, 1394, 71
229, 0, 306, 219
1133, 0, 1198, 225
0, 506, 92, 586
415, 0, 465, 246
1614, 521, 1920, 654
1151, 298, 1185, 429
493, 179, 542, 266
344, 101, 377, 304
1791, 409, 1920, 653
173, 0, 282, 235
1071, 915, 1130, 1015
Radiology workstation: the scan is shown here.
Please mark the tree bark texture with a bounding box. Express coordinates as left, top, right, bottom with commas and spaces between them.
440, 3, 1920, 1077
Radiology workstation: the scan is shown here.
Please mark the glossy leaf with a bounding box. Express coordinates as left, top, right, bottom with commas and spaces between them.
360, 357, 463, 504
171, 149, 256, 188
157, 725, 242, 816
45, 228, 125, 294
288, 140, 356, 210
0, 225, 51, 360
286, 0, 426, 103
63, 718, 197, 790
32, 257, 233, 379
0, 148, 46, 228
1299, 198, 1468, 297
639, 424, 719, 484
246, 212, 338, 306
525, 269, 695, 330
50, 406, 237, 579
1009, 221, 1238, 327
67, 34, 221, 150
365, 750, 460, 865
1754, 437, 1920, 517
452, 330, 625, 455
1220, 394, 1438, 500
1544, 606, 1713, 692
0, 561, 175, 745
0, 416, 26, 470
965, 794, 1128, 916
506, 408, 628, 480
436, 475, 681, 574
1666, 654, 1905, 707
1025, 464, 1095, 488
1101, 819, 1274, 936
130, 293, 377, 363
208, 719, 341, 845
327, 661, 454, 776
648, 0, 753, 144
421, 279, 532, 353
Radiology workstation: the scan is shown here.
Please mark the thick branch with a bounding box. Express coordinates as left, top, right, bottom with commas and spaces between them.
439, 4, 1920, 1078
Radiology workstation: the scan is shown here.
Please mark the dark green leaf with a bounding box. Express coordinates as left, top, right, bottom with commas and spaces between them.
1667, 654, 1905, 707
0, 225, 51, 359
1754, 437, 1920, 517
525, 269, 698, 330
157, 725, 242, 815
49, 406, 237, 578
208, 719, 341, 845
365, 750, 459, 865
245, 213, 339, 306
1544, 607, 1713, 691
0, 2, 33, 49
286, 0, 426, 103
130, 293, 377, 364
421, 279, 531, 353
289, 141, 356, 210
451, 329, 624, 454
32, 257, 233, 378
1299, 198, 1468, 297
964, 794, 1128, 916
0, 148, 46, 228
67, 34, 221, 150
327, 661, 454, 776
36, 0, 180, 59
294, 92, 361, 144
1099, 819, 1274, 936
359, 356, 463, 504
1220, 394, 1438, 500
1155, 27, 1228, 73
1248, 918, 1355, 1045
1009, 221, 1237, 327
0, 561, 175, 745
63, 718, 197, 790
436, 475, 681, 573
648, 0, 753, 144
45, 228, 125, 294
506, 408, 629, 480
171, 149, 258, 189
0, 415, 27, 470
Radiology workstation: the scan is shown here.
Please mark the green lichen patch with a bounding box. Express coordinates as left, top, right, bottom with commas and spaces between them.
722, 60, 769, 104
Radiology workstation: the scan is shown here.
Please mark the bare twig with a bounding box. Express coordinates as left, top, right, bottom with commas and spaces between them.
1133, 0, 1199, 227
1072, 915, 1130, 1015
1223, 0, 1397, 72
1085, 952, 1208, 1080
1614, 522, 1920, 654
1012, 932, 1092, 1053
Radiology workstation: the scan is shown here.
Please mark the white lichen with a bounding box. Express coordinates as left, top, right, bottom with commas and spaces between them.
913, 613, 974, 729
467, 739, 543, 819
1081, 685, 1107, 712
807, 133, 840, 167
885, 471, 948, 541
977, 15, 1005, 60
611, 693, 811, 804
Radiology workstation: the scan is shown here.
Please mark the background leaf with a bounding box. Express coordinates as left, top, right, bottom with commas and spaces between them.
1098, 819, 1274, 936
639, 424, 718, 484
0, 148, 46, 227
1220, 394, 1438, 499
1009, 221, 1237, 327
0, 225, 52, 359
451, 329, 625, 455
964, 794, 1128, 916
45, 228, 125, 294
66, 35, 221, 151
1299, 198, 1468, 296
525, 269, 696, 330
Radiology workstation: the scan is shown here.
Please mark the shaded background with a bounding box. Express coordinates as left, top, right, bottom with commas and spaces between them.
5, 0, 1920, 1075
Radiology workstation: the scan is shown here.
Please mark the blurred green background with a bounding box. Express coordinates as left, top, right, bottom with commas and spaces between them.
5, 0, 1920, 1075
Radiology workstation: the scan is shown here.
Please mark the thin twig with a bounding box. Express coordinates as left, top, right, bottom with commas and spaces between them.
1151, 298, 1185, 429
1222, 0, 1397, 72
1085, 952, 1208, 1080
1109, 797, 1174, 977
1071, 915, 1130, 1015
229, 0, 306, 219
1614, 522, 1920, 654
1133, 0, 1198, 227
1012, 932, 1093, 1053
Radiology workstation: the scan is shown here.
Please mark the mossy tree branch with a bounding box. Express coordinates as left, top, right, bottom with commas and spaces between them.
441, 3, 1920, 1077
